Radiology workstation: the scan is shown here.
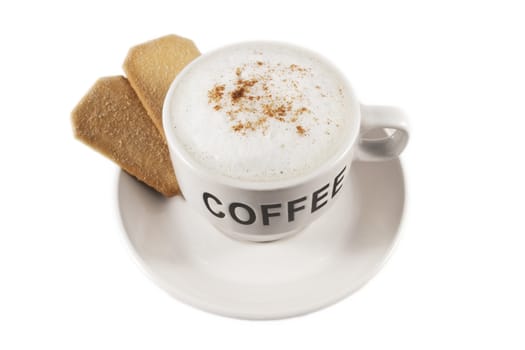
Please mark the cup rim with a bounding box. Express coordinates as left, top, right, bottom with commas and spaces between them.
162, 40, 361, 191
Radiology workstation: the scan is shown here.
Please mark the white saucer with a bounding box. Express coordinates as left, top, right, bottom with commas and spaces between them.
117, 159, 406, 320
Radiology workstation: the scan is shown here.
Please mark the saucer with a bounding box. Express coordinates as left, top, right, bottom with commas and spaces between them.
117, 159, 405, 320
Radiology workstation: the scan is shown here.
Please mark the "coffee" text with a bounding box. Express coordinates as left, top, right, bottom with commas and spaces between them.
202, 166, 347, 226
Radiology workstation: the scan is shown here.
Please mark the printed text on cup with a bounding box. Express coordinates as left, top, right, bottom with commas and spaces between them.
202, 166, 347, 225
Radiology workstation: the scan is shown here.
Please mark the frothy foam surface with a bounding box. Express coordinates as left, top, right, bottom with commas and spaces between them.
168, 43, 354, 181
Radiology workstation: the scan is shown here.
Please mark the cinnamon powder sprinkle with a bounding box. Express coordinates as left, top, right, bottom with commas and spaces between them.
294, 107, 309, 115
231, 78, 258, 103
296, 125, 306, 135
290, 64, 306, 72
231, 117, 268, 135
207, 61, 321, 135
231, 87, 246, 102
232, 122, 243, 132
263, 103, 291, 118
208, 84, 225, 103
290, 106, 309, 122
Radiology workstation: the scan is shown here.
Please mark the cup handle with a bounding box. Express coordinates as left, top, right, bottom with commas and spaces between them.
355, 104, 410, 161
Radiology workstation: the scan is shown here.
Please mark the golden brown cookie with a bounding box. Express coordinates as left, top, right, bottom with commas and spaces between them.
71, 76, 179, 196
123, 34, 200, 136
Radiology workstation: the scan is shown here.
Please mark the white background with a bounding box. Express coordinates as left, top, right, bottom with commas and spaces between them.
1, 0, 524, 348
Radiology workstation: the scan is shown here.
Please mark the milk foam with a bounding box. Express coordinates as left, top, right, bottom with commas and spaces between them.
168, 43, 354, 181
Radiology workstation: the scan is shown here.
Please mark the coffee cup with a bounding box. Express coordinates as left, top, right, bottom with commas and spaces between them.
162, 41, 409, 242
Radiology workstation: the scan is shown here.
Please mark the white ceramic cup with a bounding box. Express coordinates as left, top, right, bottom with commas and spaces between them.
163, 42, 409, 242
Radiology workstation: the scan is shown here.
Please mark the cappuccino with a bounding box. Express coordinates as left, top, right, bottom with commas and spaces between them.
167, 42, 353, 181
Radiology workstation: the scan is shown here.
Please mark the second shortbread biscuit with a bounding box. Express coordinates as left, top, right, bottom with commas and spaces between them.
123, 34, 200, 136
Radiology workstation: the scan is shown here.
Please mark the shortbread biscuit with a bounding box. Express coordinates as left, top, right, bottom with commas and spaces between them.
123, 34, 200, 135
72, 76, 179, 196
